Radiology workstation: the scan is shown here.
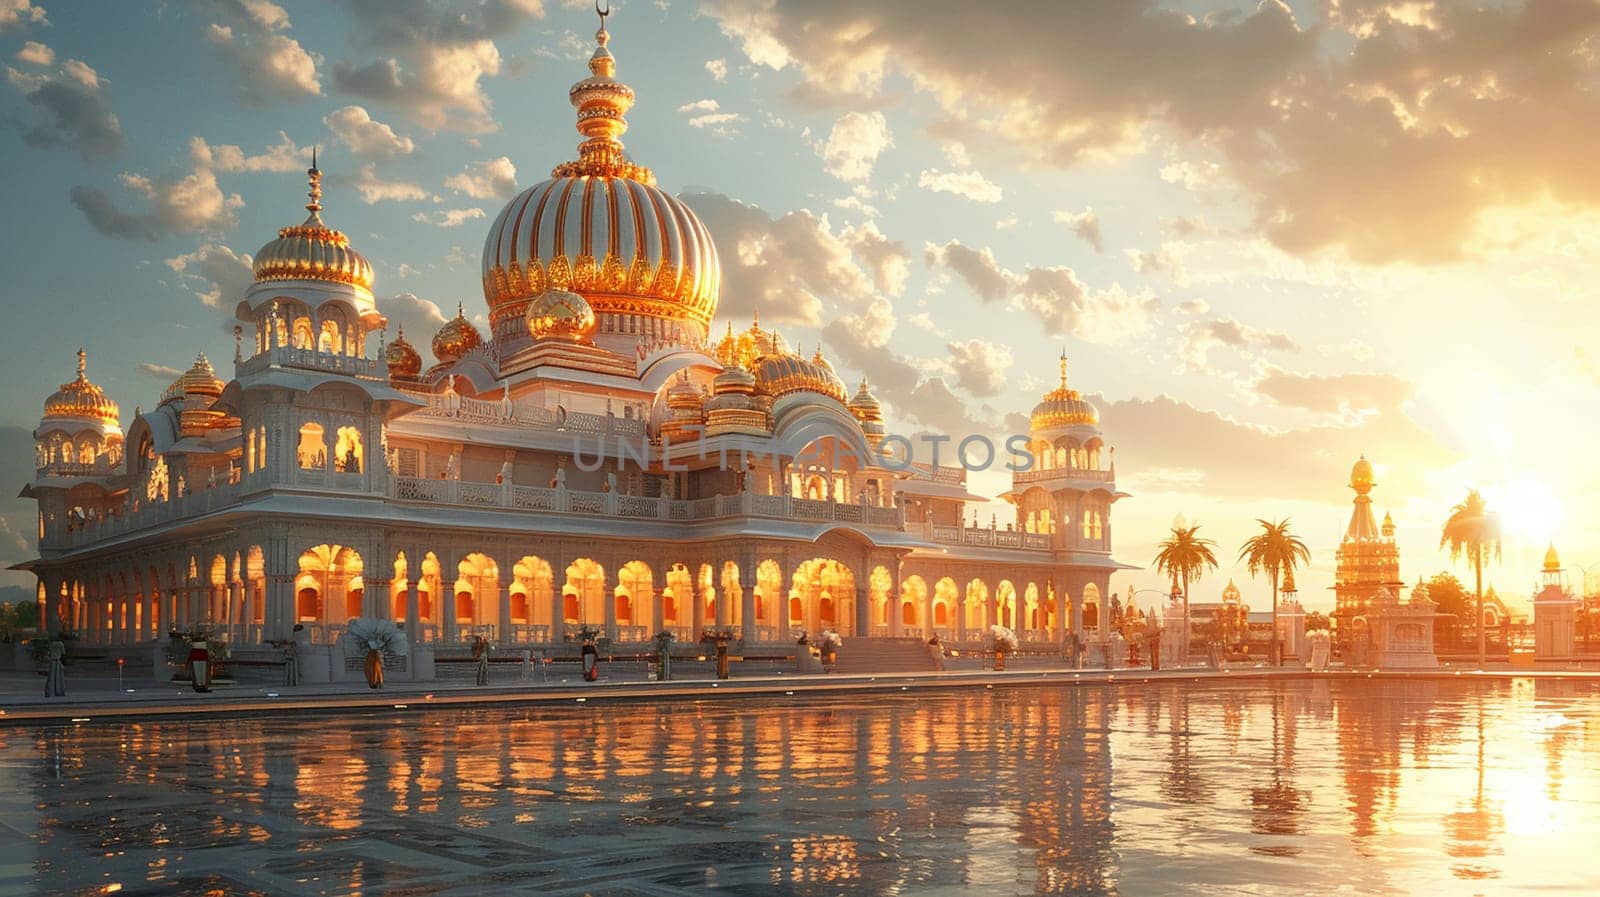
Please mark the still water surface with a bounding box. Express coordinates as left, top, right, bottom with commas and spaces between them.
1, 678, 1597, 896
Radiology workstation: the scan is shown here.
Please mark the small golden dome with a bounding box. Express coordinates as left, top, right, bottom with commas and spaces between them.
665, 372, 705, 410
526, 289, 597, 342
252, 153, 374, 293
712, 361, 757, 395
848, 377, 882, 421
432, 303, 483, 364
1030, 352, 1098, 429
385, 325, 422, 380
752, 349, 847, 403
1350, 455, 1375, 495
1544, 542, 1562, 573
1221, 578, 1241, 604
43, 349, 120, 426
714, 314, 789, 369
181, 353, 223, 397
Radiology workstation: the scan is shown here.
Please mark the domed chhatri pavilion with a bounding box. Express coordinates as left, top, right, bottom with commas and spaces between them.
18, 14, 1129, 670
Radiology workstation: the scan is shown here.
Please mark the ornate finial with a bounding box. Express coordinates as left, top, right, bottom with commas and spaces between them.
397, 323, 405, 339
1059, 348, 1068, 388
457, 301, 465, 318
306, 146, 322, 215
551, 1, 652, 184
76, 347, 86, 379
752, 307, 760, 327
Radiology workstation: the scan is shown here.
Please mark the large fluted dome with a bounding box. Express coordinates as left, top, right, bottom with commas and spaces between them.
1030, 354, 1098, 430
479, 16, 719, 338
753, 351, 847, 404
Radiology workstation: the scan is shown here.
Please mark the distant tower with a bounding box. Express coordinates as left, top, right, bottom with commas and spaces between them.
1533, 543, 1579, 659
1332, 455, 1404, 653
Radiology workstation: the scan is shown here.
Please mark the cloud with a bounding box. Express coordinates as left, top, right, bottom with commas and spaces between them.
923, 240, 1011, 303
701, 0, 1600, 264
139, 362, 183, 379
840, 220, 909, 296
333, 0, 546, 133
71, 138, 244, 240
816, 111, 891, 182
5, 58, 124, 160
346, 162, 428, 204
917, 168, 1001, 203
194, 131, 308, 172
925, 238, 1156, 342
1054, 208, 1103, 253
1100, 393, 1454, 504
411, 207, 485, 227
164, 242, 254, 307
1179, 317, 1298, 371
200, 1, 322, 103
15, 40, 51, 66
444, 156, 516, 199
683, 190, 888, 325
1253, 368, 1414, 418
947, 338, 1013, 398
1013, 270, 1159, 343
0, 0, 46, 31
1175, 297, 1209, 316
384, 291, 450, 360
705, 58, 727, 82
677, 98, 744, 135
324, 104, 415, 157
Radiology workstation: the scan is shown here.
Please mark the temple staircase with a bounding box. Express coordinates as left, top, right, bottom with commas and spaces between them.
828, 638, 938, 675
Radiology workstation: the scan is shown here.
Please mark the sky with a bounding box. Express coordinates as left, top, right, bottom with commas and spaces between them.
1, 0, 1597, 611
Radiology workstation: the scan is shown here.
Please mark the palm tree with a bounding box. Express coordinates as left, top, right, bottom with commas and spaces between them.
1153, 525, 1219, 663
1237, 518, 1311, 666
1440, 490, 1502, 667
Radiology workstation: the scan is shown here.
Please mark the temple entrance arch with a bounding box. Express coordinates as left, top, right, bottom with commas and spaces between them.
996, 580, 1017, 630
296, 544, 364, 633
901, 575, 928, 636
564, 558, 605, 632
790, 558, 856, 637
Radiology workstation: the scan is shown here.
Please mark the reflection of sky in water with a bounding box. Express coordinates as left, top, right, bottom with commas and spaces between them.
0, 678, 1597, 895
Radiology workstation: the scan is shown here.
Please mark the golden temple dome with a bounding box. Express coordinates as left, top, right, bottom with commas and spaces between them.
665, 371, 705, 410
480, 9, 719, 338
181, 353, 223, 397
253, 151, 375, 295
714, 314, 789, 369
385, 325, 422, 380
1350, 455, 1375, 495
526, 289, 598, 343
753, 348, 848, 404
432, 303, 483, 364
43, 348, 119, 426
711, 361, 757, 396
848, 377, 883, 422
1030, 352, 1098, 429
1544, 542, 1562, 573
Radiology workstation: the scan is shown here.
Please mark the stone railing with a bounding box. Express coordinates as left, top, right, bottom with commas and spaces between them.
237, 346, 388, 381
410, 391, 648, 437
1011, 466, 1115, 486
37, 459, 121, 478
923, 522, 1051, 552
57, 474, 260, 549
388, 477, 907, 530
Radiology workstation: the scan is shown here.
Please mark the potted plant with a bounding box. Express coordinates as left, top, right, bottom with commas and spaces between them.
989, 624, 1019, 670
343, 618, 409, 689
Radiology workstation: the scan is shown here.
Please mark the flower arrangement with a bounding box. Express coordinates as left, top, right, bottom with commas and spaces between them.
342, 617, 410, 658
819, 630, 843, 650
990, 624, 1019, 653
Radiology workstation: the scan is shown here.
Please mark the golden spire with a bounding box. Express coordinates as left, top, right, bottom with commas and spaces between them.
1059, 348, 1068, 389
551, 1, 654, 184
76, 347, 86, 379
306, 145, 322, 216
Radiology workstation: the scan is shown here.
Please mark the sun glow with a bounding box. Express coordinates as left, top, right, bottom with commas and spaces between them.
1484, 479, 1565, 544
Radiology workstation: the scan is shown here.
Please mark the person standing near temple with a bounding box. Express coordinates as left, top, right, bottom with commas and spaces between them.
284, 624, 303, 686
473, 636, 490, 685
44, 639, 66, 697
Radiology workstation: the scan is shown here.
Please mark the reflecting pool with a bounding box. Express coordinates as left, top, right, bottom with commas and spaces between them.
2, 678, 1598, 896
